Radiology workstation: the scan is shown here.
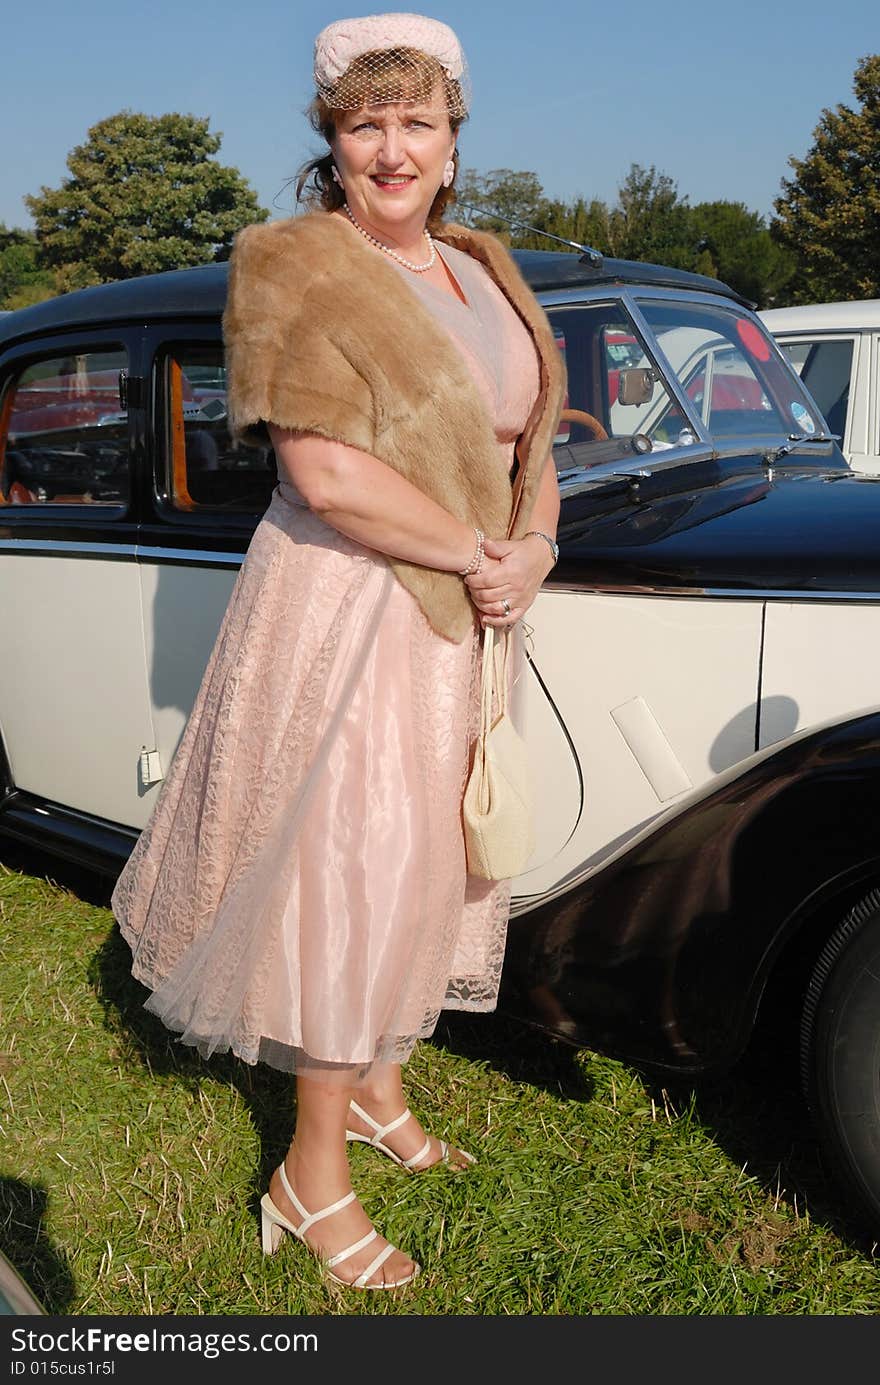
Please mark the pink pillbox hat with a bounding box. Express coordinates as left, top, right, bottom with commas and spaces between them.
314, 13, 468, 105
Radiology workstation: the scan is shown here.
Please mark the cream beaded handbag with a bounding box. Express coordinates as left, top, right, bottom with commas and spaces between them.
462, 624, 535, 880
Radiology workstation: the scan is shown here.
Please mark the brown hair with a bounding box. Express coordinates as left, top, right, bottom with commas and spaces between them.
295, 48, 466, 232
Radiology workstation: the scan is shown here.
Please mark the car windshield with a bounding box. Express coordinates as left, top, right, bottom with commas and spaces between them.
547, 294, 833, 480
635, 299, 828, 443
547, 302, 695, 472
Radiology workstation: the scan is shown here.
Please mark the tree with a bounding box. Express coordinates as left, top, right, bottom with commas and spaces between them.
772, 54, 880, 301
25, 112, 268, 285
455, 170, 613, 253
687, 201, 795, 307
0, 225, 57, 309
529, 195, 614, 255
607, 164, 692, 266
455, 168, 546, 243
452, 162, 792, 305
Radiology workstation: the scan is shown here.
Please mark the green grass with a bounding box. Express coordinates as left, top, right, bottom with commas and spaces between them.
2, 844, 880, 1316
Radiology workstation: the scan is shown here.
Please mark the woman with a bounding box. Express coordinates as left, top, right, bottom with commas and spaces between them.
111, 12, 565, 1290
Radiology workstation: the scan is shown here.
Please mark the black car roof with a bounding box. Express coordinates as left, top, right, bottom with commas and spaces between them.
0, 246, 749, 347
513, 250, 751, 305
0, 263, 229, 345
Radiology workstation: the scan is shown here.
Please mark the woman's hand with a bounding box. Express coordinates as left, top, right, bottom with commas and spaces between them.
464, 535, 556, 628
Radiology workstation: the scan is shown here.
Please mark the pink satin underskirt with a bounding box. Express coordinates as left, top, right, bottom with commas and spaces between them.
111, 484, 520, 1080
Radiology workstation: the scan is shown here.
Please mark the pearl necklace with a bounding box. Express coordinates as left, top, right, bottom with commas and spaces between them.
343, 203, 436, 272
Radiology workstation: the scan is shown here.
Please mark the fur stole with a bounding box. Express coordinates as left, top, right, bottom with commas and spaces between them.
222, 210, 566, 642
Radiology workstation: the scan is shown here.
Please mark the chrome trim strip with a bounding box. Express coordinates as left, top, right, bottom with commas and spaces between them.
536, 285, 741, 311
548, 582, 880, 601
137, 545, 245, 566
0, 540, 876, 598
0, 539, 247, 565
0, 538, 137, 557
623, 290, 711, 444
557, 445, 716, 492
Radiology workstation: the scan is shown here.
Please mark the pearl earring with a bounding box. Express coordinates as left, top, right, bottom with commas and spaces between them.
442, 158, 455, 188
331, 165, 343, 186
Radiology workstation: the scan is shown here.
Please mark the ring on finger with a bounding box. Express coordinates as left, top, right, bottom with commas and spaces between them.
501, 597, 511, 615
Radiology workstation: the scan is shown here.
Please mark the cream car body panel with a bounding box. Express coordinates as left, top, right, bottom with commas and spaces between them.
0, 548, 155, 825
759, 600, 880, 748
516, 587, 762, 895
134, 552, 239, 830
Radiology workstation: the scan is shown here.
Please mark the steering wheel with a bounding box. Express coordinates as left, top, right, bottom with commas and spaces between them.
7, 480, 36, 505
559, 407, 608, 441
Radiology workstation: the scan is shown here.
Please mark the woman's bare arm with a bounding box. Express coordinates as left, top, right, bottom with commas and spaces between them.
520, 450, 561, 550
268, 425, 480, 573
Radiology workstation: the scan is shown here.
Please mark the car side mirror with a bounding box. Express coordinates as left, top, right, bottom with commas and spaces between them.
617, 368, 656, 406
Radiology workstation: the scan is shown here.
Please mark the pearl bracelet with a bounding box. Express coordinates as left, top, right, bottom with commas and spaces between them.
458, 527, 485, 576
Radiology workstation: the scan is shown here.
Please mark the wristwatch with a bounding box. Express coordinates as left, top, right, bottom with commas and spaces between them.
524, 530, 560, 565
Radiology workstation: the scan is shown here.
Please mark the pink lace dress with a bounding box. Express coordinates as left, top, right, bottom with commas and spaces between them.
110, 240, 541, 1079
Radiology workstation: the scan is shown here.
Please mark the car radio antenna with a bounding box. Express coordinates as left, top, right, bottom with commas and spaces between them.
455, 202, 604, 266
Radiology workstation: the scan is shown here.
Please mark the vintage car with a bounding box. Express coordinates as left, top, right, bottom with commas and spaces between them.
760, 299, 880, 477
2, 246, 880, 1237
0, 1247, 44, 1314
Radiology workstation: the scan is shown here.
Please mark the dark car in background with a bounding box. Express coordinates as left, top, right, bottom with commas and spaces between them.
0, 1248, 44, 1315
3, 246, 880, 1236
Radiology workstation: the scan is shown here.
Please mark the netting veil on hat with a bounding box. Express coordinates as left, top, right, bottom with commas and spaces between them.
313, 12, 470, 117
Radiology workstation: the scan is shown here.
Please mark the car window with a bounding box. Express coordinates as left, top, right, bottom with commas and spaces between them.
160, 345, 277, 513
777, 338, 853, 440
0, 349, 129, 506
547, 304, 686, 470
635, 301, 809, 441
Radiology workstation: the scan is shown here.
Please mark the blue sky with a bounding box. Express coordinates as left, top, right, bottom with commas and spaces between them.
2, 0, 876, 231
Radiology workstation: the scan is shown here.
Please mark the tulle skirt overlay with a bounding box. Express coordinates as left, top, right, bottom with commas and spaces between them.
111, 485, 516, 1077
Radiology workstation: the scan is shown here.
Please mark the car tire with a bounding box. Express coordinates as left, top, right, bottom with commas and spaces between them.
800, 887, 880, 1232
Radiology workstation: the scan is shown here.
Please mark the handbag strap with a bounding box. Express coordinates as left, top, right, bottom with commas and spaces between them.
479, 625, 512, 730
479, 434, 522, 729
507, 438, 528, 540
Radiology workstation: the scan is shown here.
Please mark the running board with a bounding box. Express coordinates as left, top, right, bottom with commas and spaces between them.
0, 791, 137, 877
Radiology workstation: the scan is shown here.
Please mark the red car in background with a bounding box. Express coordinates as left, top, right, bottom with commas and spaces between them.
1, 359, 219, 504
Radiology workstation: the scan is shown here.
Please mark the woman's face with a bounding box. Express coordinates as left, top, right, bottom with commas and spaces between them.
331, 86, 455, 237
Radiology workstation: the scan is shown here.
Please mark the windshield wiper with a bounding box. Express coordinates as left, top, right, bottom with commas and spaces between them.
765, 432, 840, 461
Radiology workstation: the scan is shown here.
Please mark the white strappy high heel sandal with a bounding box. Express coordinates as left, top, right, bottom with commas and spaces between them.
259, 1161, 419, 1290
346, 1100, 477, 1172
